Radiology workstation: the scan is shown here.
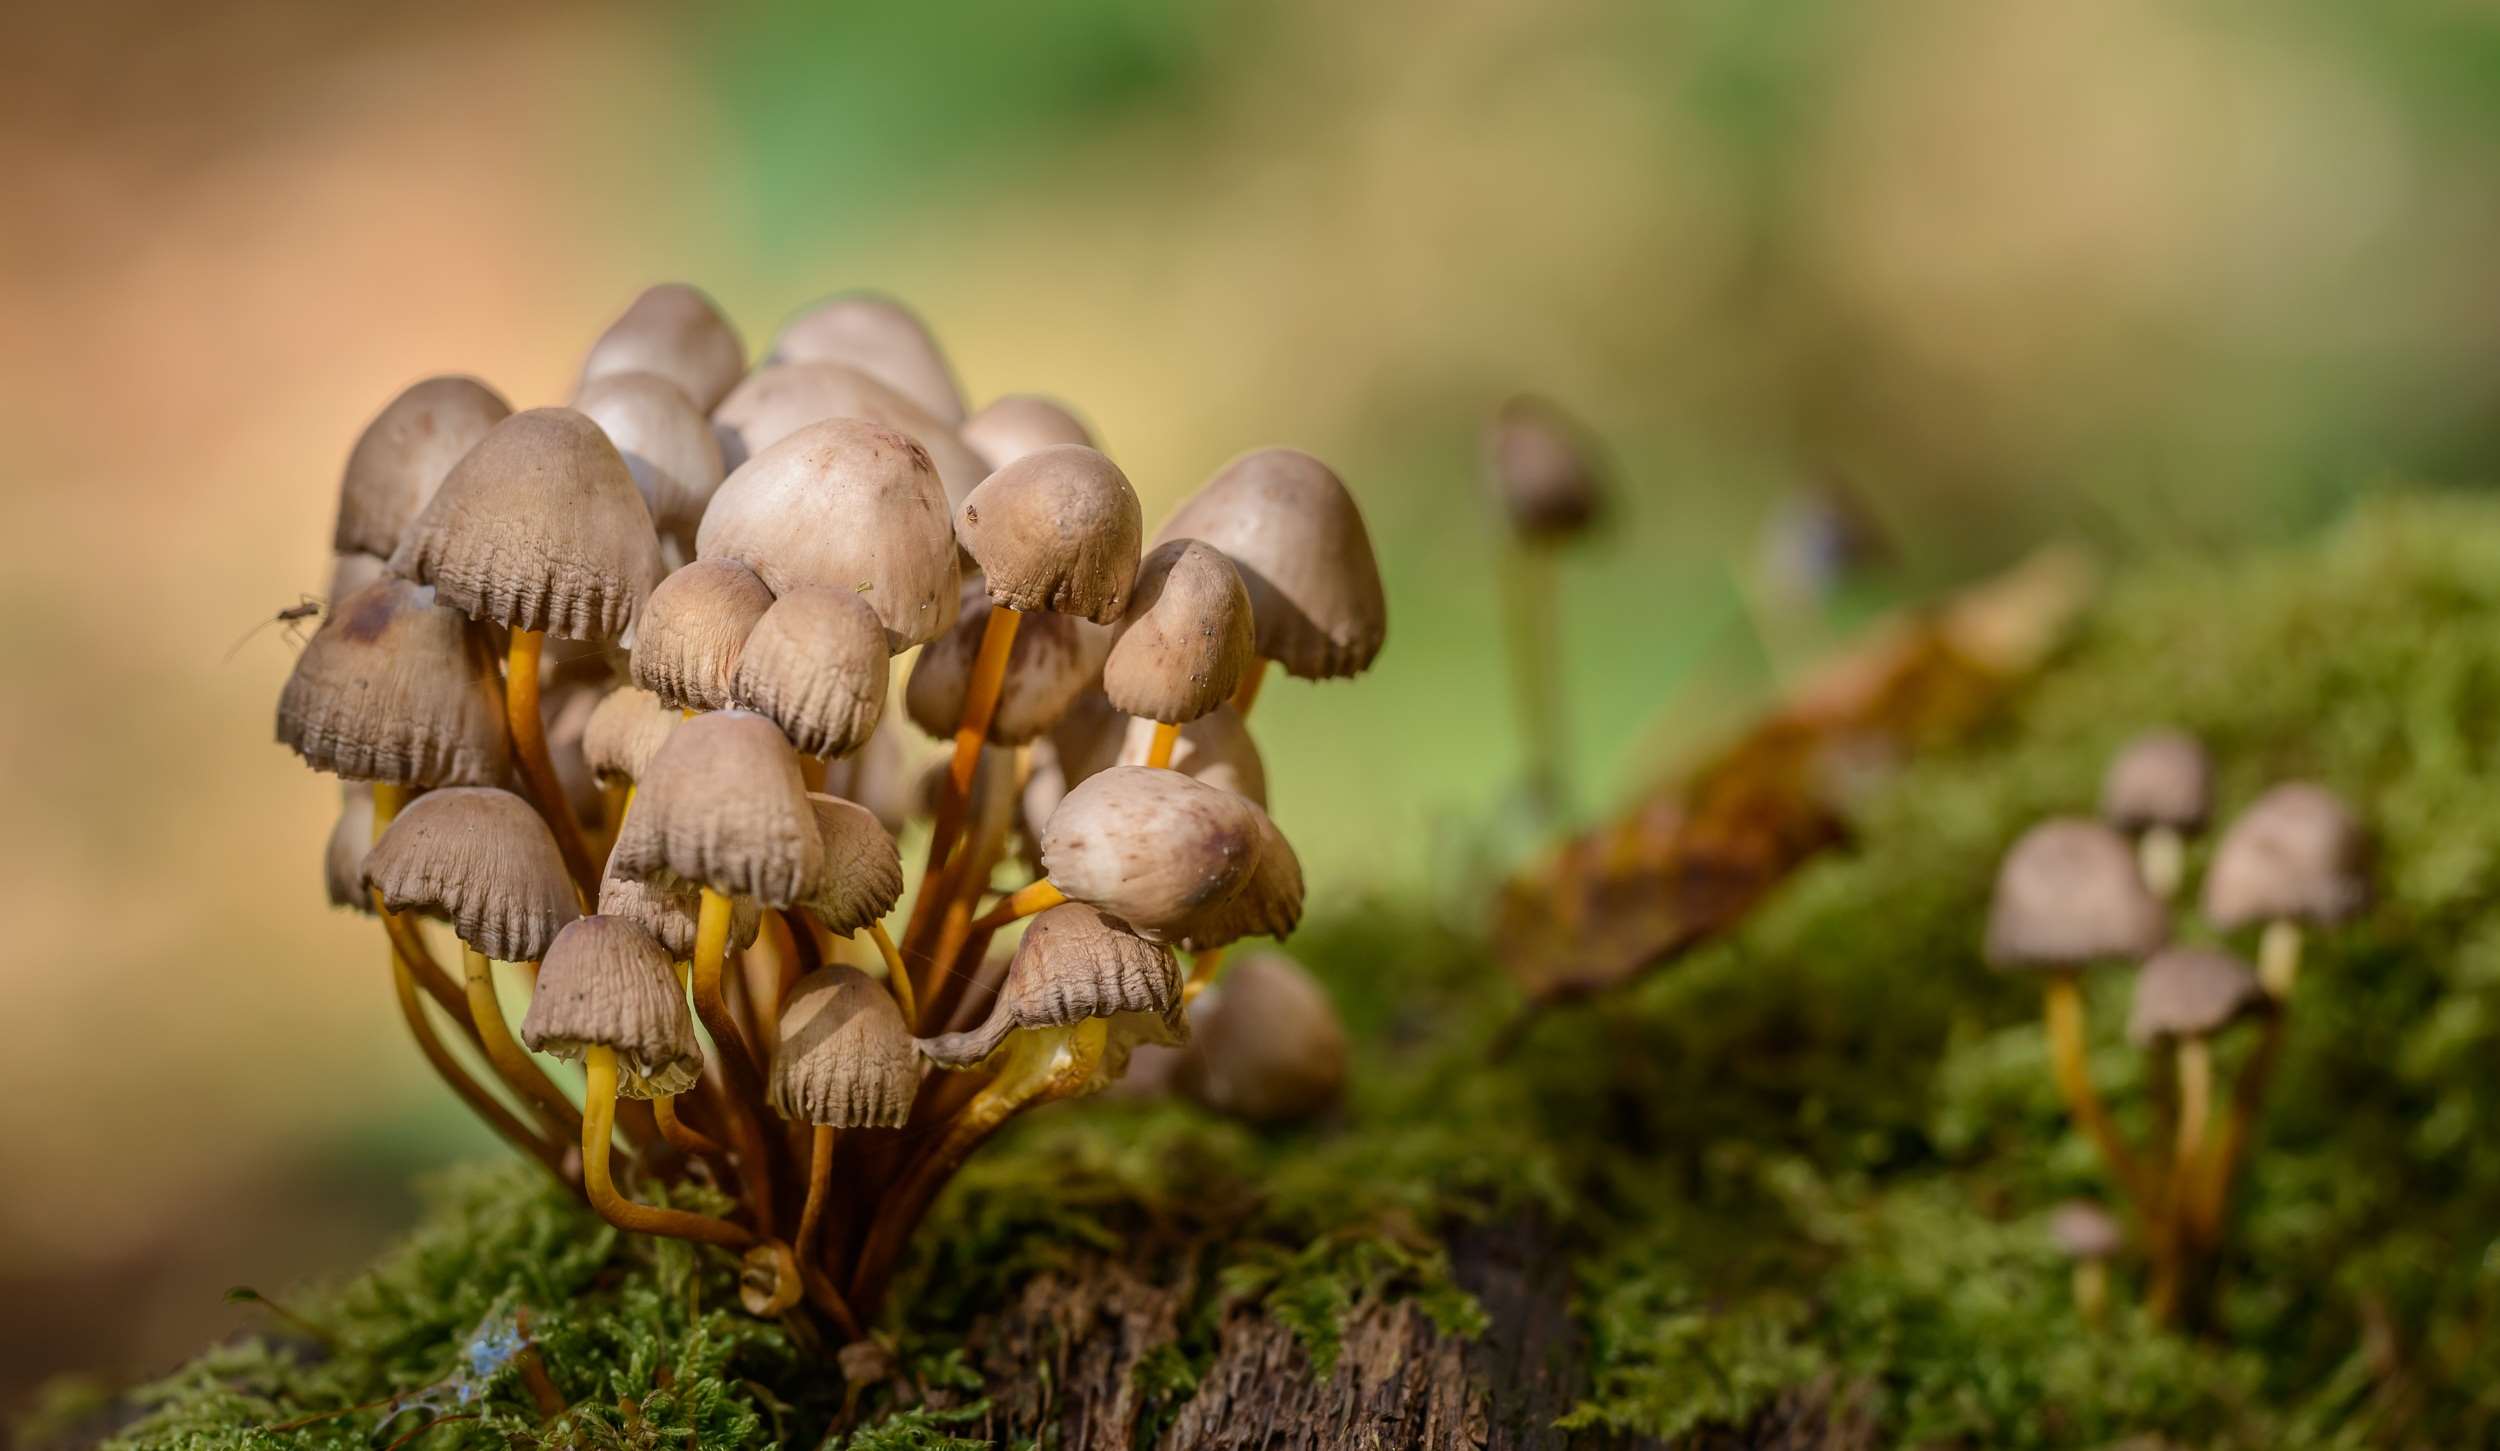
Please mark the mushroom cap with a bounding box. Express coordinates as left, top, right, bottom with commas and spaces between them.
390, 407, 665, 642
577, 283, 746, 413
1169, 805, 1303, 951
574, 370, 728, 549
2202, 782, 2371, 930
695, 417, 961, 651
766, 293, 966, 425
332, 376, 514, 558
596, 869, 760, 961
277, 576, 509, 786
709, 360, 986, 503
609, 709, 824, 906
1484, 394, 1604, 539
2128, 945, 2265, 1046
325, 784, 376, 914
1152, 448, 1386, 680
956, 445, 1143, 623
731, 586, 890, 760
582, 685, 680, 784
326, 550, 393, 611
918, 904, 1181, 1067
2100, 728, 2214, 834
801, 793, 904, 936
630, 559, 775, 712
1039, 766, 1262, 937
522, 915, 702, 1097
769, 965, 921, 1127
2047, 1200, 2124, 1261
961, 394, 1093, 471
905, 584, 1109, 746
1984, 819, 2168, 971
1173, 950, 1347, 1123
364, 787, 580, 961
1104, 539, 1255, 723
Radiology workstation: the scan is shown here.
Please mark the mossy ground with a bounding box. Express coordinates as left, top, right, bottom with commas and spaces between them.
39, 492, 2500, 1448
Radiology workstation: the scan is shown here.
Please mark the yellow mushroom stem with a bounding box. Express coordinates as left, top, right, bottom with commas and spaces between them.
970, 879, 1067, 935
1181, 947, 1228, 1006
1145, 720, 1181, 769
503, 627, 597, 900
462, 947, 584, 1138
1500, 539, 1566, 820
2257, 919, 2303, 1000
653, 1094, 724, 1157
581, 1046, 754, 1250
866, 922, 917, 1032
2042, 973, 2149, 1209
796, 1124, 836, 1262
923, 604, 1022, 880
391, 948, 568, 1180
1229, 656, 1269, 717
2136, 826, 2186, 902
2191, 1006, 2289, 1246
2173, 1036, 2213, 1170
690, 887, 779, 1238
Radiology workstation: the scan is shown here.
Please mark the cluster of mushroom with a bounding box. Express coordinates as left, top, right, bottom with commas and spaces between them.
276, 284, 1386, 1333
1987, 729, 2369, 1328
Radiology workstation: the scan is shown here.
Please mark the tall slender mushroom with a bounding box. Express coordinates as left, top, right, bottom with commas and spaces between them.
631, 558, 776, 714
577, 283, 746, 413
766, 292, 967, 425
1104, 540, 1255, 768
331, 376, 513, 559
732, 586, 890, 762
575, 370, 729, 564
769, 964, 920, 1302
2127, 945, 2266, 1180
2202, 782, 2370, 999
1484, 396, 1605, 819
2100, 729, 2213, 901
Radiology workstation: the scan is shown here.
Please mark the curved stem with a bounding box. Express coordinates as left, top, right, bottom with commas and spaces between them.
866, 923, 917, 1032
969, 879, 1066, 935
913, 606, 1022, 933
504, 627, 597, 901
1145, 720, 1181, 769
581, 1047, 754, 1250
391, 951, 567, 1180
692, 888, 779, 1238
2193, 1006, 2288, 1243
1181, 947, 1228, 1007
2043, 974, 2148, 1209
796, 1124, 836, 1262
463, 947, 583, 1138
654, 1094, 725, 1157
1228, 656, 1269, 717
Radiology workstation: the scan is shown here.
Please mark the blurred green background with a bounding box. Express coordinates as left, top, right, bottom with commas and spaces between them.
6, 0, 2500, 1411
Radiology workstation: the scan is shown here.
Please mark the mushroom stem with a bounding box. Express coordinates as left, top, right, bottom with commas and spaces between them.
970, 879, 1067, 935
2257, 919, 2302, 999
796, 1124, 836, 1263
503, 628, 598, 899
925, 604, 1022, 874
1181, 947, 1228, 1006
866, 922, 917, 1032
2042, 974, 2148, 1207
653, 1094, 724, 1157
462, 947, 585, 1138
1500, 539, 1567, 822
691, 888, 780, 1239
2137, 826, 2186, 902
1145, 720, 1181, 769
1229, 657, 1269, 716
2173, 1036, 2213, 1169
581, 1046, 755, 1250
2072, 1260, 2109, 1328
391, 949, 569, 1181
2191, 1005, 2289, 1245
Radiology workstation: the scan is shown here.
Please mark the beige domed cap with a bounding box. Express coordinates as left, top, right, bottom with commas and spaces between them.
906, 585, 1109, 746
325, 785, 376, 914
574, 370, 728, 549
364, 787, 581, 961
956, 446, 1142, 623
695, 417, 961, 651
1484, 395, 1605, 539
2202, 783, 2371, 929
710, 360, 986, 499
1039, 766, 1261, 937
1104, 539, 1254, 723
1174, 950, 1347, 1123
577, 283, 746, 413
2127, 945, 2264, 1047
731, 586, 889, 759
1984, 819, 2168, 971
521, 915, 702, 1098
2047, 1200, 2124, 1261
919, 903, 1181, 1067
1152, 448, 1386, 680
390, 407, 664, 642
631, 558, 774, 712
277, 576, 508, 786
767, 293, 967, 425
961, 394, 1094, 471
769, 965, 921, 1128
1171, 806, 1302, 951
596, 870, 760, 961
582, 685, 679, 784
801, 793, 903, 935
2100, 728, 2214, 834
332, 376, 514, 558
609, 708, 824, 906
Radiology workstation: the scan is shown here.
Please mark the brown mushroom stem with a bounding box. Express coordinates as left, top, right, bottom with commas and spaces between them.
462, 947, 585, 1137
653, 1094, 724, 1157
2257, 919, 2302, 1000
866, 923, 917, 1032
581, 1046, 755, 1250
1501, 540, 1567, 820
925, 604, 1022, 874
503, 628, 598, 899
2137, 827, 2186, 902
2043, 974, 2149, 1208
1229, 657, 1269, 717
796, 1124, 836, 1263
970, 879, 1067, 935
1145, 721, 1181, 769
691, 888, 780, 1239
1181, 948, 1228, 1006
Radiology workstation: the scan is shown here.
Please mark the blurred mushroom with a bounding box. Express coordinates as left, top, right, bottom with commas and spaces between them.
2048, 1200, 2124, 1327
961, 394, 1094, 470
323, 783, 375, 915
767, 292, 966, 425
2100, 729, 2213, 901
2202, 782, 2369, 999
575, 370, 729, 564
1484, 396, 1605, 819
577, 283, 746, 413
2128, 946, 2265, 1176
710, 359, 985, 499
906, 583, 1110, 749
331, 376, 513, 559
1171, 950, 1347, 1123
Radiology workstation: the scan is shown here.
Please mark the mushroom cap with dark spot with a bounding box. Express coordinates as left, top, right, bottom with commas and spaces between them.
577, 283, 746, 413
770, 965, 921, 1127
956, 445, 1143, 623
2128, 945, 2266, 1046
581, 685, 680, 784
1169, 805, 1303, 951
1984, 819, 2167, 971
1039, 766, 1262, 937
766, 293, 966, 425
917, 904, 1180, 1067
731, 586, 890, 760
277, 576, 509, 787
364, 787, 580, 961
1104, 539, 1255, 724
709, 360, 986, 502
333, 376, 513, 558
961, 394, 1094, 471
631, 558, 775, 712
2100, 728, 2214, 834
1484, 394, 1604, 539
2202, 782, 2371, 929
608, 709, 824, 906
522, 915, 703, 1097
574, 370, 728, 550
1173, 950, 1347, 1124
2047, 1200, 2124, 1261
906, 583, 1109, 746
1152, 448, 1386, 680
800, 793, 903, 936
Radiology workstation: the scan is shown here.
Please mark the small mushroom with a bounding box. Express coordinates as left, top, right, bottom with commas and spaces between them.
906, 583, 1110, 748
961, 394, 1093, 471
277, 576, 508, 787
919, 903, 1181, 1067
821, 707, 924, 837
610, 709, 824, 908
1484, 394, 1605, 541
770, 965, 924, 1128
710, 359, 986, 499
1005, 766, 1265, 939
1483, 396, 1606, 818
2047, 1200, 2124, 1327
582, 685, 681, 788
767, 292, 967, 425
957, 445, 1143, 625
731, 586, 890, 760
2202, 782, 2369, 998
1104, 539, 1255, 766
1170, 950, 1347, 1124
801, 793, 905, 939
2100, 729, 2213, 901
577, 283, 746, 413
2128, 945, 2266, 1173
574, 370, 729, 560
631, 558, 776, 713
331, 376, 513, 559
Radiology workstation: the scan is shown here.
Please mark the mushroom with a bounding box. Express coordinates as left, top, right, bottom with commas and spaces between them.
961, 394, 1094, 471
582, 685, 681, 793
2202, 782, 2369, 998
574, 370, 729, 562
1170, 949, 1348, 1123
979, 766, 1265, 940
731, 586, 890, 761
331, 376, 513, 559
766, 292, 967, 425
596, 869, 761, 962
1985, 819, 2169, 1204
1103, 539, 1255, 767
631, 558, 776, 713
277, 575, 508, 789
800, 792, 912, 1027
2128, 945, 2265, 1175
1483, 396, 1605, 819
2047, 1200, 2124, 1327
2100, 729, 2213, 901
918, 903, 1182, 1067
770, 964, 922, 1301
577, 283, 746, 413
710, 359, 986, 499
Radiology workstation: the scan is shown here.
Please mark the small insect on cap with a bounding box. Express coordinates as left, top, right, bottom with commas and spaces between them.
905, 584, 1108, 746
770, 965, 922, 1128
573, 370, 728, 552
1104, 539, 1256, 725
608, 709, 823, 907
390, 407, 664, 642
767, 292, 967, 425
577, 283, 746, 413
1484, 394, 1604, 540
1039, 766, 1263, 938
799, 794, 904, 936
364, 787, 581, 962
1153, 447, 1386, 681
2202, 782, 2371, 930
709, 360, 987, 501
917, 903, 1181, 1068
277, 576, 509, 787
631, 558, 775, 713
961, 394, 1094, 471
1169, 805, 1303, 952
1984, 819, 2168, 972
581, 685, 680, 786
956, 445, 1143, 625
596, 870, 760, 961
2047, 1200, 2124, 1262
695, 417, 961, 651
2128, 945, 2266, 1047
1174, 950, 1348, 1124
522, 915, 703, 1098
731, 586, 890, 760
332, 376, 514, 559
2100, 728, 2215, 835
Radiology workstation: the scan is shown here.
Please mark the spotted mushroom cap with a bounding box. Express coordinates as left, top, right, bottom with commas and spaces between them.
389, 407, 664, 642
918, 903, 1181, 1067
1103, 539, 1254, 724
1172, 950, 1347, 1123
277, 576, 509, 787
695, 417, 961, 651
766, 293, 966, 425
2100, 728, 2214, 835
1170, 805, 1303, 952
1484, 394, 1604, 539
631, 558, 775, 712
955, 446, 1142, 623
906, 583, 1109, 746
574, 370, 728, 552
581, 685, 680, 785
325, 784, 376, 914
731, 586, 890, 760
332, 376, 514, 559
709, 360, 986, 504
769, 965, 922, 1127
2047, 1200, 2124, 1261
2127, 945, 2265, 1047
1039, 766, 1262, 938
800, 793, 904, 936
364, 787, 580, 961
596, 869, 760, 961
961, 394, 1093, 471
522, 915, 703, 1098
1152, 448, 1386, 680
1984, 819, 2168, 971
2202, 782, 2371, 930
577, 283, 746, 413
609, 709, 824, 906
